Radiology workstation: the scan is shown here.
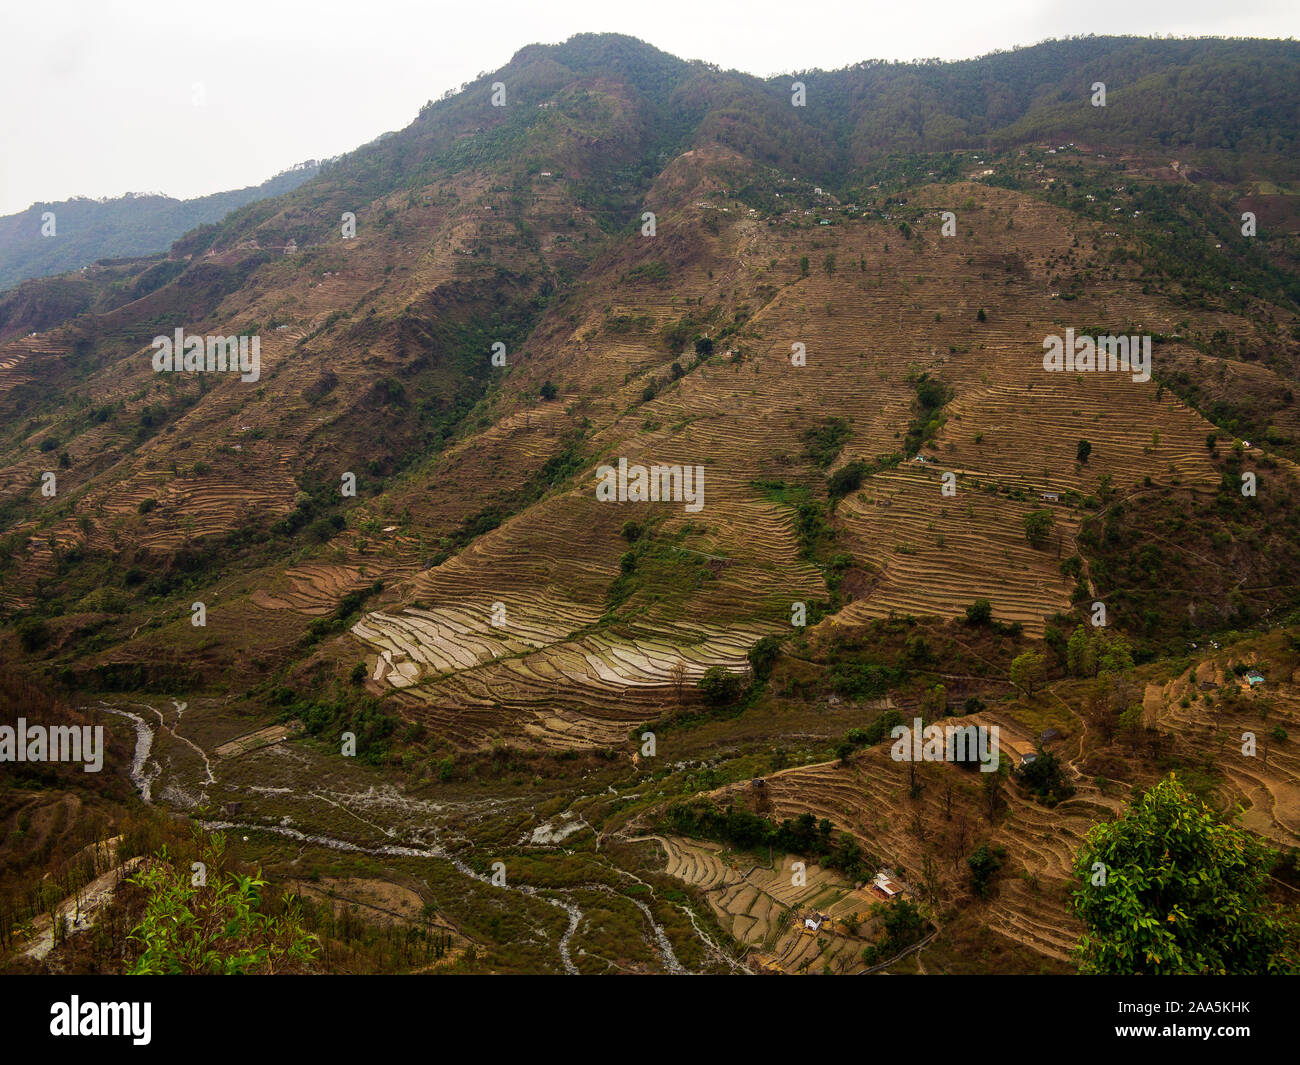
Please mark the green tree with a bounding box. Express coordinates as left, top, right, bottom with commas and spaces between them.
1096, 630, 1134, 675
964, 598, 993, 625
697, 666, 743, 705
922, 683, 947, 719
799, 255, 810, 278
1076, 439, 1092, 463
968, 843, 1004, 898
128, 831, 318, 974
1023, 509, 1054, 548
1066, 625, 1095, 677
1072, 775, 1300, 974
863, 898, 928, 964
1009, 651, 1046, 696
747, 634, 782, 680
1018, 747, 1074, 802
1066, 626, 1133, 678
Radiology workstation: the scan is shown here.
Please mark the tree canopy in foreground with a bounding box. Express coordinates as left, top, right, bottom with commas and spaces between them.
1072, 775, 1299, 974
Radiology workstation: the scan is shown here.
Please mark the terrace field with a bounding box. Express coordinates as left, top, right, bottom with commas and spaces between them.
2, 33, 1299, 974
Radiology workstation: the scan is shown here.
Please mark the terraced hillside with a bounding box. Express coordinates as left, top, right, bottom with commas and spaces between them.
3, 33, 1300, 975
678, 628, 1300, 969
647, 834, 887, 973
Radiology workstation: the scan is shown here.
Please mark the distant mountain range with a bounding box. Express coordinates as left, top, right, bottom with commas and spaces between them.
0, 162, 321, 291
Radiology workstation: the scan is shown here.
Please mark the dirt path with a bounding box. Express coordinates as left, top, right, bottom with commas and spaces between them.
21, 857, 146, 961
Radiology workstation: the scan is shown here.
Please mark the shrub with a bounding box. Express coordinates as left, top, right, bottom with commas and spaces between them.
308, 516, 339, 543
1018, 748, 1074, 802
968, 843, 1004, 898
128, 830, 318, 974
747, 635, 782, 680
1023, 509, 1054, 548
697, 666, 743, 705
17, 618, 51, 651
827, 461, 870, 500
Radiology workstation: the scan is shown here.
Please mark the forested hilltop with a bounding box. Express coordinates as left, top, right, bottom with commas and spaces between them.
0, 163, 320, 291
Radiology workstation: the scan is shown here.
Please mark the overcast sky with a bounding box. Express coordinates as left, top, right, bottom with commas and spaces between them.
0, 0, 1296, 215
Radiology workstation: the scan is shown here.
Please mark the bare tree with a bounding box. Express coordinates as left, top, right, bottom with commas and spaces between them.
909, 804, 926, 841
921, 852, 943, 906
670, 662, 686, 706
981, 768, 1004, 824
947, 813, 971, 873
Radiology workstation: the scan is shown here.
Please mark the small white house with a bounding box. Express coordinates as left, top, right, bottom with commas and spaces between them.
872, 872, 902, 898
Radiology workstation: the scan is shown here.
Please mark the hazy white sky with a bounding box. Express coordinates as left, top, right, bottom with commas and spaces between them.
0, 0, 1296, 215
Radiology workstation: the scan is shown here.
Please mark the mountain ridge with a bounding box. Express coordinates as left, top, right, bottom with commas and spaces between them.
0, 162, 321, 292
